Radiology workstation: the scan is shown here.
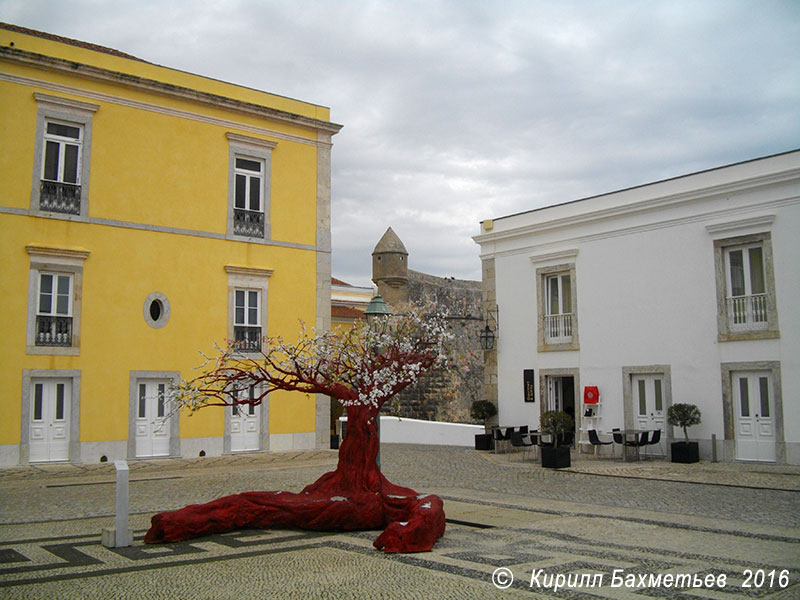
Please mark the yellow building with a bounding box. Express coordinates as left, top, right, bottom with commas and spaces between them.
0, 23, 342, 465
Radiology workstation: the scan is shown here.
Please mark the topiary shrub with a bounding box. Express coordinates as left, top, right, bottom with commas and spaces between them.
667, 403, 701, 442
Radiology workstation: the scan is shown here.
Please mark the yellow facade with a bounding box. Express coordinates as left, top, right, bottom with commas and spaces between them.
0, 24, 341, 464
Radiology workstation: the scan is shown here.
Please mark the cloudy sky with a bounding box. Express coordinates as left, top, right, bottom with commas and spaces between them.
3, 1, 799, 287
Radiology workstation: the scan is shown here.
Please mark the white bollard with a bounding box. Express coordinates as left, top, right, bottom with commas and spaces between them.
101, 460, 133, 548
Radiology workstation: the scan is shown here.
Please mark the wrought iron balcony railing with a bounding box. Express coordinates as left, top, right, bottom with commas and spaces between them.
36, 315, 73, 346
233, 208, 265, 238
234, 326, 262, 352
40, 181, 81, 215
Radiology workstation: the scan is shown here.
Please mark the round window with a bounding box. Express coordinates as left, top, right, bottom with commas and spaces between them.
143, 292, 170, 329
149, 299, 163, 321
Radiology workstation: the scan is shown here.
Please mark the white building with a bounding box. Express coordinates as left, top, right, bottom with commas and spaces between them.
474, 150, 800, 464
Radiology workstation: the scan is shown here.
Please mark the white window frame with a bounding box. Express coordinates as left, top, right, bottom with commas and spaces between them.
26, 246, 89, 356
42, 120, 83, 184
30, 93, 98, 218
226, 133, 276, 241
234, 156, 264, 213
35, 272, 74, 347
226, 265, 273, 355
712, 231, 779, 342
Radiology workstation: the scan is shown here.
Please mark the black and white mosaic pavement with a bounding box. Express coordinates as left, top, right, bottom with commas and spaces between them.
2, 500, 798, 599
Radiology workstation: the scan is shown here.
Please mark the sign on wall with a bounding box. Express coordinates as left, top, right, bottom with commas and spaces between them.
524, 369, 535, 403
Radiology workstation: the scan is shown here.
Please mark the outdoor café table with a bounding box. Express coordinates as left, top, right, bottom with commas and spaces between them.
619, 429, 647, 462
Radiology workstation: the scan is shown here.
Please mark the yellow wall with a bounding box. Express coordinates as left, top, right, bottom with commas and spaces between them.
0, 26, 333, 457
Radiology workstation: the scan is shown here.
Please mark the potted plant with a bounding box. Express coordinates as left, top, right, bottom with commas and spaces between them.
667, 403, 701, 463
471, 400, 497, 451
540, 410, 574, 468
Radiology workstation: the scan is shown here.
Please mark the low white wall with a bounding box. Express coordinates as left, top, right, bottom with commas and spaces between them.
377, 416, 483, 447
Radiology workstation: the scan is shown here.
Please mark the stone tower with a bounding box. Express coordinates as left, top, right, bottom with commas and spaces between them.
372, 227, 409, 307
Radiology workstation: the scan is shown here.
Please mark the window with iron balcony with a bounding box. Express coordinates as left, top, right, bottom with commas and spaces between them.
31, 93, 98, 219
36, 273, 73, 346
234, 288, 262, 352
226, 133, 276, 242
39, 121, 83, 215
233, 157, 265, 238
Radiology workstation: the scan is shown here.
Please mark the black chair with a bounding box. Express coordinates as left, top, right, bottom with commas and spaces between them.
588, 429, 614, 457
621, 431, 647, 461
560, 431, 575, 448
645, 429, 662, 457
493, 427, 511, 453
511, 431, 536, 461
528, 431, 540, 459
637, 431, 650, 447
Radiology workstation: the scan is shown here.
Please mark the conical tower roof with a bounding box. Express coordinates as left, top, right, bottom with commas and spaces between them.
372, 227, 408, 255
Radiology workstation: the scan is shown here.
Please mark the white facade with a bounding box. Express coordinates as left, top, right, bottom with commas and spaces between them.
474, 151, 800, 464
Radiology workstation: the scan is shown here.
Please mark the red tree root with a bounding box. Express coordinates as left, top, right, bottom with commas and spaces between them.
144, 488, 445, 553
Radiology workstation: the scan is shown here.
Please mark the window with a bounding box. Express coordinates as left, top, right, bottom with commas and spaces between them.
31, 93, 98, 218
725, 244, 767, 329
40, 121, 83, 214
234, 288, 262, 351
143, 292, 171, 329
534, 257, 579, 351
227, 133, 276, 241
225, 265, 273, 355
26, 245, 89, 356
234, 157, 265, 237
712, 231, 779, 341
36, 272, 73, 346
545, 273, 572, 343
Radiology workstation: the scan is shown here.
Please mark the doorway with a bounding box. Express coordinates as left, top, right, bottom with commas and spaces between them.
733, 371, 776, 462
545, 375, 576, 444
230, 386, 261, 452
134, 379, 171, 458
29, 379, 71, 462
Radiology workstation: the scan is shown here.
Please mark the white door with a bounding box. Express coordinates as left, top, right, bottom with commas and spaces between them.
30, 379, 70, 462
135, 380, 171, 457
734, 372, 775, 462
633, 375, 666, 430
633, 375, 665, 455
230, 396, 260, 452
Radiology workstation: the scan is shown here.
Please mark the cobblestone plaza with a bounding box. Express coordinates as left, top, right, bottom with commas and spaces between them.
1, 444, 798, 598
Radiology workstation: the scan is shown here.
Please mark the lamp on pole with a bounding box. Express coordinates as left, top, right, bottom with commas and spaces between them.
364, 294, 391, 334
364, 294, 391, 467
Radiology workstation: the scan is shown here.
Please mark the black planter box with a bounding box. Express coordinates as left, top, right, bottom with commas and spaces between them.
474, 433, 493, 451
541, 445, 570, 469
330, 434, 340, 450
671, 441, 699, 463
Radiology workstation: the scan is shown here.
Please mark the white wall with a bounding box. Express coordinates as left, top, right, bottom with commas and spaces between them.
376, 416, 483, 447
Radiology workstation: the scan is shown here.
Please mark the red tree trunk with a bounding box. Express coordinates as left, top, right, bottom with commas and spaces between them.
144, 404, 446, 553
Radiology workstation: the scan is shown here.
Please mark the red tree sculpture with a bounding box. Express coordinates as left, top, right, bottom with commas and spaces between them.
144, 307, 453, 553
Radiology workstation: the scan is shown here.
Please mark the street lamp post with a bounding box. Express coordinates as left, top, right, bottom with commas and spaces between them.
364, 294, 391, 467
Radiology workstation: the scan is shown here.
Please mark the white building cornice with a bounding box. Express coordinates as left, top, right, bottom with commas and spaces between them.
474, 163, 800, 247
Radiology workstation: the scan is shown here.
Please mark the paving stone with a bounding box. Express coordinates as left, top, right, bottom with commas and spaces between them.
1, 444, 798, 598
